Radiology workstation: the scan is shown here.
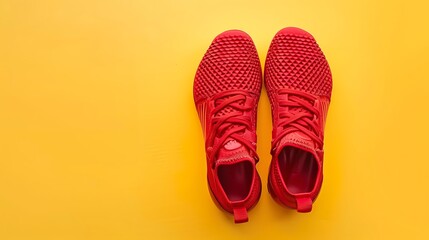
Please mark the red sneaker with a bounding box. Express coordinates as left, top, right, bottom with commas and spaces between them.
264, 27, 333, 212
193, 30, 262, 223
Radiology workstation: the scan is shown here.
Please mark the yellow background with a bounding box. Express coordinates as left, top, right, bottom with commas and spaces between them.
1, 0, 428, 239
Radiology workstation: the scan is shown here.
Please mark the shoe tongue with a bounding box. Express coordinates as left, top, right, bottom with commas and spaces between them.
215, 138, 253, 167
277, 131, 315, 153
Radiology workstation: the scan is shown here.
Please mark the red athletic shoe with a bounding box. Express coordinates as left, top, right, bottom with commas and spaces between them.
193, 30, 262, 223
264, 27, 333, 212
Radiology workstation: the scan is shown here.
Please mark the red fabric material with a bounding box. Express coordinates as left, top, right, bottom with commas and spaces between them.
265, 27, 332, 212
194, 30, 262, 223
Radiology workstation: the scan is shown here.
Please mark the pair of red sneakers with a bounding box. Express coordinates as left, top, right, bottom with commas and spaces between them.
193, 27, 332, 223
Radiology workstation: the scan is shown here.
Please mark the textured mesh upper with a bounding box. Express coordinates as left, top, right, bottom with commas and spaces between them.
194, 32, 262, 103
264, 29, 332, 98
214, 96, 242, 118
193, 31, 262, 217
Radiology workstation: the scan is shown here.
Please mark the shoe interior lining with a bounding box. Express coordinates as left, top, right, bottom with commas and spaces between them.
217, 161, 253, 202
278, 146, 318, 194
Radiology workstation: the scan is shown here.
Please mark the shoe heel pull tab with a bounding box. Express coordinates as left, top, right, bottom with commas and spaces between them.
233, 207, 248, 223
296, 197, 312, 213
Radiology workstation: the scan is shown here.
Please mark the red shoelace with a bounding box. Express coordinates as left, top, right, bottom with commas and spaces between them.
206, 91, 258, 167
272, 89, 323, 151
